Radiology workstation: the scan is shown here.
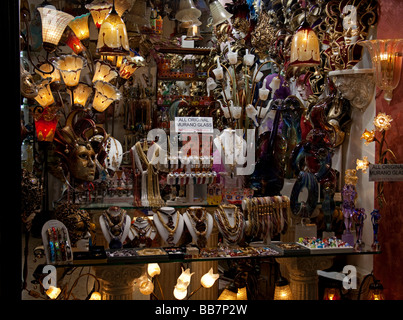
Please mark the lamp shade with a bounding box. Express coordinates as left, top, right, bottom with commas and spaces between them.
236, 287, 247, 300
359, 39, 403, 104
34, 79, 55, 107
368, 282, 385, 300
71, 83, 93, 107
37, 6, 74, 52
34, 106, 59, 142
274, 278, 293, 300
92, 80, 121, 112
119, 52, 145, 79
89, 291, 102, 300
218, 288, 237, 300
53, 55, 87, 87
92, 60, 118, 83
323, 287, 341, 300
85, 0, 112, 28
200, 268, 219, 288
46, 286, 61, 299
180, 18, 202, 29
35, 62, 61, 84
289, 20, 320, 68
209, 0, 232, 27
173, 286, 188, 300
147, 263, 161, 278
176, 0, 201, 22
139, 278, 154, 295
65, 30, 84, 54
96, 7, 130, 56
69, 13, 90, 41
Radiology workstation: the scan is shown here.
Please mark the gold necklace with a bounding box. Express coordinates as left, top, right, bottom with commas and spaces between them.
156, 210, 180, 244
186, 208, 208, 247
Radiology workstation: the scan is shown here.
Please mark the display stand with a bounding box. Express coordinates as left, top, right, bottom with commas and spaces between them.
152, 207, 184, 246
41, 219, 73, 265
99, 207, 131, 249
183, 206, 214, 248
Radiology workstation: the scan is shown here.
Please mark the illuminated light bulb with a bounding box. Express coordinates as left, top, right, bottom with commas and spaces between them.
147, 263, 161, 278
200, 268, 219, 288
46, 286, 61, 299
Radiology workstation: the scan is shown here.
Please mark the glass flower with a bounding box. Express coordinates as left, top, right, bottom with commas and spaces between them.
356, 156, 370, 173
373, 113, 393, 132
361, 129, 375, 145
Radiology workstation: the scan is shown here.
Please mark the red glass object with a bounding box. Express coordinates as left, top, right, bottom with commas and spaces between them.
65, 31, 84, 54
34, 106, 59, 142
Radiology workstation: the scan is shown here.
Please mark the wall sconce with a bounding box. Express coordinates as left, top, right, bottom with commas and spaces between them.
37, 6, 74, 52
92, 80, 121, 112
359, 39, 403, 104
85, 0, 112, 29
69, 13, 91, 41
53, 55, 87, 88
274, 277, 293, 300
176, 0, 201, 23
92, 60, 118, 83
96, 1, 130, 56
209, 0, 233, 27
34, 106, 59, 142
289, 20, 320, 68
71, 83, 93, 108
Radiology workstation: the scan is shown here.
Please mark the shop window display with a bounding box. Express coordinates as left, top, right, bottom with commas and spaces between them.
18, 0, 398, 302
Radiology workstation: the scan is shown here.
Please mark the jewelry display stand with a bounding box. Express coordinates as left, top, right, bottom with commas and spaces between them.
127, 216, 157, 247
41, 219, 73, 265
152, 207, 184, 246
183, 206, 214, 247
214, 204, 245, 246
99, 207, 131, 249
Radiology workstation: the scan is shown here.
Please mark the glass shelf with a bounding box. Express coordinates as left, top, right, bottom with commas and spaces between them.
55, 244, 381, 268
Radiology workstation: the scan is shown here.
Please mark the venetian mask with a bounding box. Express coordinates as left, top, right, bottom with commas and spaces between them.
68, 143, 97, 182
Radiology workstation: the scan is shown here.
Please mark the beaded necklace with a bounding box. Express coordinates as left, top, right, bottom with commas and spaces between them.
214, 204, 244, 244
156, 210, 180, 245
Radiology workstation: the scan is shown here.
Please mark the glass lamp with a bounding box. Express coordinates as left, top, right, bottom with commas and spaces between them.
34, 79, 55, 107
89, 291, 102, 300
65, 30, 84, 54
175, 0, 201, 23
46, 285, 61, 299
200, 268, 219, 288
368, 281, 385, 300
96, 3, 130, 56
185, 25, 203, 41
209, 0, 233, 27
37, 6, 74, 52
218, 284, 238, 300
323, 287, 341, 300
119, 52, 145, 79
359, 39, 403, 104
139, 278, 155, 295
34, 106, 59, 142
69, 13, 90, 41
173, 286, 188, 300
71, 83, 93, 107
53, 55, 87, 87
289, 20, 320, 68
92, 60, 118, 83
147, 263, 161, 278
35, 62, 61, 84
274, 277, 293, 300
92, 80, 121, 112
85, 0, 112, 28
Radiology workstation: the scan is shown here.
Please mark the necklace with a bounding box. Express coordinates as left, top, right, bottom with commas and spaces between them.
186, 208, 208, 248
156, 210, 180, 245
214, 204, 243, 244
130, 217, 154, 247
102, 208, 127, 248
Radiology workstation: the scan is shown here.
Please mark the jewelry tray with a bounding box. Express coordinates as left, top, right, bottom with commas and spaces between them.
269, 242, 311, 256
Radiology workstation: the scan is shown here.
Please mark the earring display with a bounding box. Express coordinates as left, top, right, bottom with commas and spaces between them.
41, 220, 73, 265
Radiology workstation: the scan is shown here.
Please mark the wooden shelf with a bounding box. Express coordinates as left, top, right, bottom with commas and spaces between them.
157, 47, 212, 55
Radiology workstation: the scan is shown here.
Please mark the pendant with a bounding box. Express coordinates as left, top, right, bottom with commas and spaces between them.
109, 238, 123, 249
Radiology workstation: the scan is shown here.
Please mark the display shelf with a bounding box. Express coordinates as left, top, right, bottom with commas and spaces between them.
157, 47, 212, 55
58, 243, 381, 268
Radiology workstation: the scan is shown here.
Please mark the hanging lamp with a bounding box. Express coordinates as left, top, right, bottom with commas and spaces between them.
96, 0, 130, 56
